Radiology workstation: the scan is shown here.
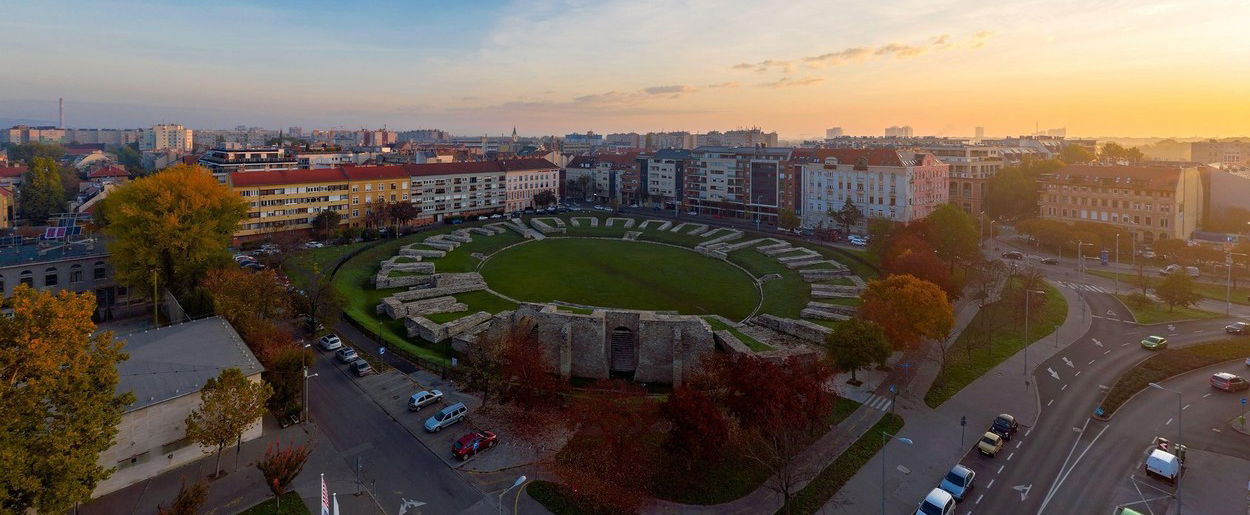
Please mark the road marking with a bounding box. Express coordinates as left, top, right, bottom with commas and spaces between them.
1214, 428, 1222, 433
1013, 483, 1033, 502
1183, 403, 1191, 411
998, 465, 1005, 474
1104, 349, 1111, 355
1166, 417, 1173, 425
1026, 427, 1032, 437
976, 494, 984, 505
1062, 384, 1068, 391
1075, 371, 1081, 377
1195, 330, 1205, 333
987, 479, 995, 490
1048, 368, 1061, 380
1091, 338, 1103, 347
1040, 422, 1108, 514
1203, 393, 1213, 398
1088, 359, 1096, 365
1048, 399, 1054, 406
1015, 441, 1022, 449
1062, 356, 1075, 368
1122, 342, 1130, 347
1008, 452, 1014, 461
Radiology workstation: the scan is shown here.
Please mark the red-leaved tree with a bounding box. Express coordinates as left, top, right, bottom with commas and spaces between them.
662, 386, 730, 470
553, 380, 657, 512
255, 442, 312, 508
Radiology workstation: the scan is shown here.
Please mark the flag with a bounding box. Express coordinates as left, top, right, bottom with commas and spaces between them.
321, 473, 329, 515
332, 493, 339, 515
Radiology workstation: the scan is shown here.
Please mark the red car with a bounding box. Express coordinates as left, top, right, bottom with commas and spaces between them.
452, 431, 498, 461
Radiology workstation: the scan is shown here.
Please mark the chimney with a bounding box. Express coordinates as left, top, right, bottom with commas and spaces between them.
59, 97, 64, 129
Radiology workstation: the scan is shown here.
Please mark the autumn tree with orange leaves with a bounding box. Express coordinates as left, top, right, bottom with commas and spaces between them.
256, 442, 312, 509
553, 380, 658, 513
859, 274, 954, 351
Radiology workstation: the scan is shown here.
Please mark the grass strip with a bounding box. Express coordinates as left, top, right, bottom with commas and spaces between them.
778, 413, 905, 515
1099, 338, 1250, 417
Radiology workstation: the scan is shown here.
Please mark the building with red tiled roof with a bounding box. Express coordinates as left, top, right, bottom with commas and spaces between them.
1038, 164, 1204, 243
87, 165, 131, 185
0, 164, 26, 189
798, 148, 949, 230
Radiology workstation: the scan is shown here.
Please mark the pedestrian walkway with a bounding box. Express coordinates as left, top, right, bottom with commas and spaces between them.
1056, 280, 1113, 294
860, 393, 894, 412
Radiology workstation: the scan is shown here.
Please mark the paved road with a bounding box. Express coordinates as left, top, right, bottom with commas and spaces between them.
306, 345, 491, 514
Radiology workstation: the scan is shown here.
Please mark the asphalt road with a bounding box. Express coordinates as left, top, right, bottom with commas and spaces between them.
306, 346, 489, 514
949, 238, 1246, 514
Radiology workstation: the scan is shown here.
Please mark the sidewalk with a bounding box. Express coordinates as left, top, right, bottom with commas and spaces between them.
821, 275, 1092, 513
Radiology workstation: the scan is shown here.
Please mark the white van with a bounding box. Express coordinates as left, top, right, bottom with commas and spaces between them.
1145, 449, 1180, 481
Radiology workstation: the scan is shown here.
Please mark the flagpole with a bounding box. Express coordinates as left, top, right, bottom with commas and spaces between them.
332, 493, 339, 515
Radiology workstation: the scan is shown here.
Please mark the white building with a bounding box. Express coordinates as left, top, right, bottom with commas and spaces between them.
825, 127, 844, 139
800, 148, 949, 230
884, 126, 914, 138
141, 124, 193, 152
640, 149, 692, 206
93, 317, 264, 497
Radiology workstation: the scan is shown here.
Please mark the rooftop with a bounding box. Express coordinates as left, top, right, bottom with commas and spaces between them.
1041, 164, 1195, 189
114, 316, 263, 412
0, 238, 108, 268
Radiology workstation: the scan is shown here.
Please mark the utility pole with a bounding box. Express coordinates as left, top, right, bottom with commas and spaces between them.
151, 268, 159, 327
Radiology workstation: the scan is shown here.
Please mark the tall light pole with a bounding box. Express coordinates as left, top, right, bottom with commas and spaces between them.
498, 475, 527, 515
881, 432, 914, 515
979, 211, 985, 248
1076, 241, 1094, 284
1023, 289, 1045, 383
1226, 251, 1247, 315
1149, 382, 1182, 514
1114, 233, 1120, 294
989, 220, 997, 249
303, 343, 318, 424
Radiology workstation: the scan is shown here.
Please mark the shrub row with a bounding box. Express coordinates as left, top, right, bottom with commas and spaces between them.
1099, 338, 1250, 417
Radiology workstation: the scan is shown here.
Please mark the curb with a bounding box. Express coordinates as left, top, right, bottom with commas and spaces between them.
1093, 354, 1247, 421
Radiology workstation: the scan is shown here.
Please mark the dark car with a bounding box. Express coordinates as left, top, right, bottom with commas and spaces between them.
1226, 322, 1250, 335
351, 359, 373, 376
452, 430, 498, 461
990, 413, 1018, 440
1001, 251, 1024, 260
1039, 257, 1058, 265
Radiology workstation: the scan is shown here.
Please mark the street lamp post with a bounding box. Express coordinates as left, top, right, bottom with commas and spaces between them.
498, 475, 527, 515
1226, 251, 1247, 315
1114, 233, 1120, 294
881, 432, 914, 515
989, 220, 997, 249
979, 212, 985, 248
1023, 289, 1045, 384
1076, 241, 1094, 285
302, 343, 317, 424
1148, 383, 1182, 514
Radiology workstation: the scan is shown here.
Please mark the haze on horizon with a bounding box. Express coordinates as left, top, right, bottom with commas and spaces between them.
2, 0, 1248, 139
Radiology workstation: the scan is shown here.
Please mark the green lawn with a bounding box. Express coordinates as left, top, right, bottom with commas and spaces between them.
726, 249, 810, 319
778, 413, 904, 515
1100, 339, 1250, 417
1114, 294, 1224, 324
430, 230, 525, 273
925, 280, 1068, 408
481, 238, 760, 320
1088, 269, 1250, 306
703, 316, 772, 351
239, 492, 309, 515
424, 290, 518, 324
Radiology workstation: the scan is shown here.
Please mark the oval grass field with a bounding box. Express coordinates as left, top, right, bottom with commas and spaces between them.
480, 238, 760, 320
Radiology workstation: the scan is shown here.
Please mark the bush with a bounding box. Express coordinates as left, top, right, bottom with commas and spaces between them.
1100, 339, 1250, 417
1124, 291, 1153, 309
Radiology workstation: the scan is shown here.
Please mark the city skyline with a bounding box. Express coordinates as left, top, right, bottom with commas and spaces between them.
2, 0, 1249, 138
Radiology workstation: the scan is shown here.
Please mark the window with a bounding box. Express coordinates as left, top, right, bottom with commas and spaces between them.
94, 262, 107, 279
44, 267, 58, 287
19, 271, 32, 287
70, 264, 83, 284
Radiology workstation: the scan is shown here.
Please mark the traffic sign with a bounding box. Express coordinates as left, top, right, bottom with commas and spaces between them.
379, 346, 387, 356
1242, 398, 1246, 406
889, 384, 897, 394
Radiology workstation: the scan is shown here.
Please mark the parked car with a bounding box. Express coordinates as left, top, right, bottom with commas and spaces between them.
408, 390, 444, 411
1226, 321, 1250, 335
1159, 264, 1182, 276
335, 347, 359, 363
242, 262, 266, 271
351, 360, 373, 376
318, 334, 343, 351
1145, 448, 1181, 481
938, 464, 975, 501
1185, 266, 1200, 278
424, 403, 468, 432
490, 213, 503, 219
977, 432, 1004, 457
1038, 256, 1058, 265
452, 430, 498, 461
1210, 372, 1250, 392
848, 235, 868, 247
1141, 250, 1157, 259
233, 254, 254, 262
1001, 250, 1024, 260
914, 488, 956, 515
1140, 335, 1168, 350
990, 413, 1019, 440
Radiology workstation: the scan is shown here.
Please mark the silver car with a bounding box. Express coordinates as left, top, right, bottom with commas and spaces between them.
318, 334, 342, 351
938, 464, 975, 501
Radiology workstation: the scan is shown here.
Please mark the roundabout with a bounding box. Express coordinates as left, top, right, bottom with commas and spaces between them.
478, 237, 761, 321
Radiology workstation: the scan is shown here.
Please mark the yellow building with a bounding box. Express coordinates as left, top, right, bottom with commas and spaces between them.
227, 166, 412, 243
0, 186, 12, 230
1037, 164, 1204, 244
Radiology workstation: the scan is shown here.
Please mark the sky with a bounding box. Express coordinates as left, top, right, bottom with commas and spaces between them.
2, 0, 1249, 139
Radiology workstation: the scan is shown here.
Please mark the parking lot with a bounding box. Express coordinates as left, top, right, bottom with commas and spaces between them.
939, 414, 1033, 514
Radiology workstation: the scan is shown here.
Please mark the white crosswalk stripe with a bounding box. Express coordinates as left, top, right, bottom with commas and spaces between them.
1058, 281, 1109, 294
864, 394, 893, 412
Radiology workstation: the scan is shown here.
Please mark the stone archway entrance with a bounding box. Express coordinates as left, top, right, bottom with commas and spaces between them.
609, 326, 637, 379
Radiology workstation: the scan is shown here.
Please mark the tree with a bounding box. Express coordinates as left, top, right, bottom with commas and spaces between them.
156, 479, 209, 515
116, 143, 143, 175
298, 263, 345, 335
533, 189, 557, 208
881, 233, 955, 297
363, 198, 388, 229
777, 208, 800, 232
387, 201, 419, 231
256, 442, 311, 509
984, 167, 1037, 220
0, 285, 132, 513
310, 210, 342, 241
265, 346, 312, 419
825, 319, 891, 384
185, 368, 272, 477
661, 387, 730, 470
1100, 142, 1144, 163
18, 157, 66, 222
203, 268, 292, 337
1059, 144, 1096, 164
1155, 271, 1200, 311
461, 322, 510, 409
7, 142, 65, 164
97, 164, 248, 298
499, 317, 564, 409
830, 197, 863, 234
923, 203, 980, 271
859, 274, 954, 351
554, 380, 657, 512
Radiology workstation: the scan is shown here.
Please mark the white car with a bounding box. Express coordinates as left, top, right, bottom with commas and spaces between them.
848, 236, 869, 246
915, 488, 955, 515
318, 334, 342, 351
408, 390, 444, 411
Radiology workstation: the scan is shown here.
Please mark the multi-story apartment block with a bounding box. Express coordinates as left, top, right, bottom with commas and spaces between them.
695, 129, 779, 148
799, 149, 950, 230
295, 149, 378, 169
918, 144, 1004, 214
563, 132, 605, 154
2, 125, 66, 145
639, 149, 693, 207
646, 131, 695, 150
0, 186, 12, 229
141, 124, 193, 152
408, 162, 507, 223
885, 126, 914, 138
199, 147, 299, 180
685, 146, 796, 224
503, 158, 561, 212
0, 235, 137, 320
1191, 140, 1250, 167
228, 168, 354, 242
65, 128, 143, 146
605, 133, 642, 149
1037, 164, 1204, 243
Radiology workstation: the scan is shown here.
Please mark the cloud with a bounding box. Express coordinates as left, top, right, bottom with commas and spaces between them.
875, 43, 927, 58
643, 84, 698, 95
802, 46, 873, 67
731, 59, 793, 73
971, 30, 994, 48
757, 76, 825, 88
736, 30, 991, 71
706, 81, 739, 89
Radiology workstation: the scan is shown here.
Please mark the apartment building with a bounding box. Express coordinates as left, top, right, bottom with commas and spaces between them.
647, 131, 695, 150
918, 144, 1004, 214
199, 148, 299, 179
502, 158, 561, 212
409, 162, 507, 222
2, 125, 66, 144
563, 132, 605, 154
141, 124, 193, 152
1191, 140, 1250, 167
639, 149, 692, 207
1037, 164, 1204, 243
685, 146, 796, 224
885, 126, 914, 138
0, 186, 11, 229
228, 169, 354, 242
65, 128, 143, 146
295, 149, 378, 169
695, 129, 778, 148
799, 148, 950, 230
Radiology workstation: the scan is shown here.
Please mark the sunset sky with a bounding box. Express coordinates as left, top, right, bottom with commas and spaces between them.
2, 0, 1248, 139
